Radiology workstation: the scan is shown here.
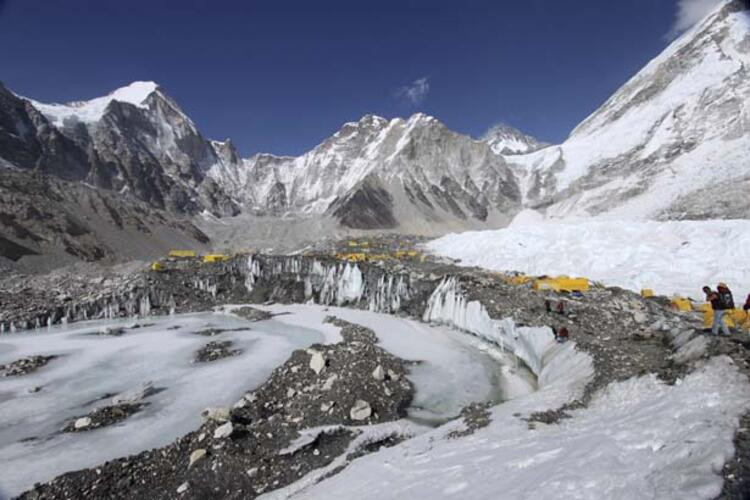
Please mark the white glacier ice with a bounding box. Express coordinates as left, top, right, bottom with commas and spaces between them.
0, 305, 519, 496
427, 219, 750, 299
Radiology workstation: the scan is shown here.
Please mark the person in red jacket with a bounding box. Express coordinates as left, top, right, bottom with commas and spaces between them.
552, 326, 569, 343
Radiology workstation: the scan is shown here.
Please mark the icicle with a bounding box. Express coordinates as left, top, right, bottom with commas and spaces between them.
139, 294, 151, 316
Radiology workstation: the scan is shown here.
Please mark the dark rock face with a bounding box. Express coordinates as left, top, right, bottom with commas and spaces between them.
80, 94, 210, 214
0, 83, 90, 181
198, 178, 240, 217
330, 178, 397, 229
0, 169, 209, 267
0, 82, 237, 217
0, 234, 39, 261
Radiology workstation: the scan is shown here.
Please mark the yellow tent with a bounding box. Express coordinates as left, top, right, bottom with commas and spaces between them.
203, 254, 230, 263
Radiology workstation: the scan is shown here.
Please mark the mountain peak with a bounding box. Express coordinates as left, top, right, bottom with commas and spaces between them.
28, 81, 161, 127
407, 112, 437, 124
108, 81, 159, 105
482, 123, 547, 155
358, 114, 388, 125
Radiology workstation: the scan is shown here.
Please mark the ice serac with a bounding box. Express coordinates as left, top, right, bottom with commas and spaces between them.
206, 113, 523, 232
242, 255, 413, 314
510, 0, 750, 220
422, 277, 580, 376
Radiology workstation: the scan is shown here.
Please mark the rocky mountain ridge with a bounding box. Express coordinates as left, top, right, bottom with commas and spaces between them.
5, 82, 529, 233
207, 113, 523, 230
0, 168, 210, 272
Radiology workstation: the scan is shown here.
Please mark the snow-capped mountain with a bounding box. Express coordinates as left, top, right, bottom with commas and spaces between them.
0, 83, 215, 267
508, 0, 750, 220
5, 81, 238, 215
0, 82, 91, 181
207, 113, 522, 230
3, 0, 748, 260
482, 123, 547, 155
6, 82, 524, 232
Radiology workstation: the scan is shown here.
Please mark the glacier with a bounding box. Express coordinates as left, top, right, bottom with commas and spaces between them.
426, 218, 750, 299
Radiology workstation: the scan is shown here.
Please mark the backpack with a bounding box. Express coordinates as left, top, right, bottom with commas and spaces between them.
718, 289, 735, 310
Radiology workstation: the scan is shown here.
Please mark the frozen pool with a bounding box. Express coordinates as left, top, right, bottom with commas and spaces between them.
255, 305, 536, 425
0, 306, 533, 496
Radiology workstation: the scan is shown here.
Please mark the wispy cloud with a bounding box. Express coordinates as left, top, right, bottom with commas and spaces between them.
667, 0, 724, 39
396, 77, 430, 106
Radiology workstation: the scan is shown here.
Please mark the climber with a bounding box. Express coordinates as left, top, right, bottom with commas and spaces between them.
703, 284, 732, 336
556, 301, 565, 315
717, 283, 735, 310
743, 293, 750, 312
552, 326, 569, 343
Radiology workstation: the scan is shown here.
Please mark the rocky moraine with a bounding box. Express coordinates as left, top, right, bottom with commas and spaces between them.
1, 251, 749, 499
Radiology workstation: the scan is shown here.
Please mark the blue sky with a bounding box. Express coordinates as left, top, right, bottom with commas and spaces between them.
0, 0, 721, 156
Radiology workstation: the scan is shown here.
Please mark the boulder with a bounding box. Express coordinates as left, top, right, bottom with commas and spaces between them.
350, 400, 372, 421
214, 421, 233, 439
188, 448, 206, 467
74, 417, 92, 429
201, 407, 230, 423
309, 350, 326, 375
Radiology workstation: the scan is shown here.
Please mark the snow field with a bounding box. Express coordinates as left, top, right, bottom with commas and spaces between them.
426, 218, 750, 300
279, 356, 748, 500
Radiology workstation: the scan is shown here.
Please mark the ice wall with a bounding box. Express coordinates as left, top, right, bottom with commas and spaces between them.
423, 277, 593, 387
2, 254, 422, 334
242, 256, 413, 313
0, 286, 178, 335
